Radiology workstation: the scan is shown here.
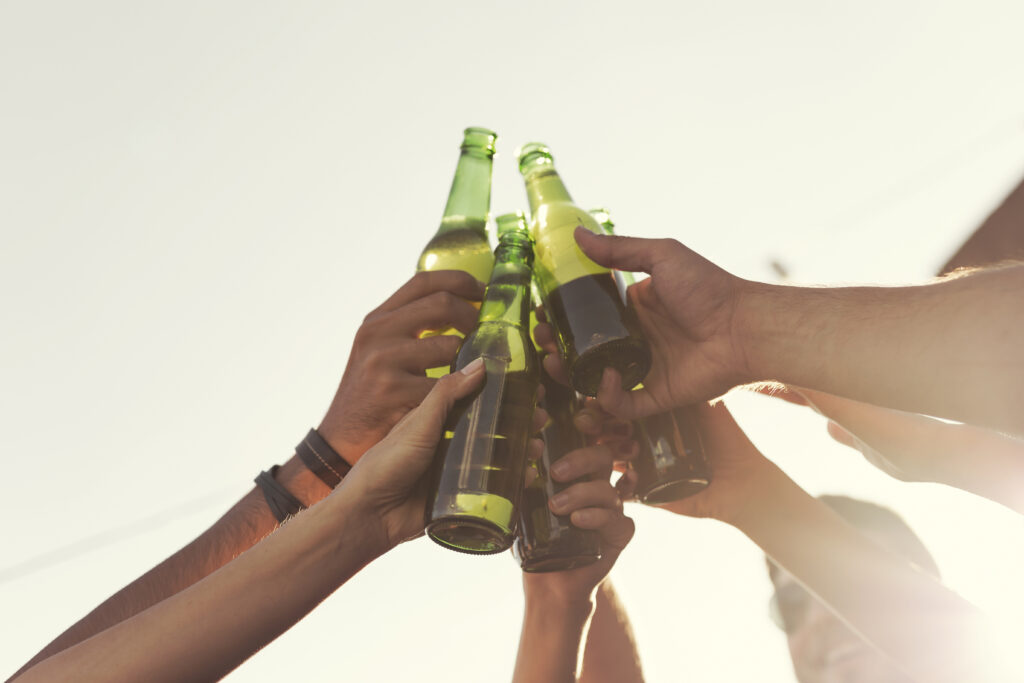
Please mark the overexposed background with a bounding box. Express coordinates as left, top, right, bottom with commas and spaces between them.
3, 1, 1024, 680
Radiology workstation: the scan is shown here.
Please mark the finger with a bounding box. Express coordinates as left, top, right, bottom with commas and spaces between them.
549, 445, 615, 483
533, 320, 558, 353
527, 437, 545, 462
395, 335, 463, 374
595, 368, 660, 419
549, 479, 621, 516
535, 306, 549, 324
827, 420, 858, 448
542, 352, 572, 387
570, 509, 635, 556
616, 469, 639, 501
371, 270, 486, 315
531, 405, 550, 434
413, 357, 486, 432
574, 226, 676, 275
384, 290, 480, 337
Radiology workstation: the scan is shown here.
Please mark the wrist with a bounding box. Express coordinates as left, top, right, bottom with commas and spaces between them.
731, 281, 800, 385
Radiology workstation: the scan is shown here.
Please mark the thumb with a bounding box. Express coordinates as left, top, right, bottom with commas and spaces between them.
574, 226, 664, 275
405, 357, 486, 438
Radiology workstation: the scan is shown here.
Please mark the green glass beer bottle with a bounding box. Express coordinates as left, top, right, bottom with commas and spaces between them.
489, 212, 602, 571
417, 127, 497, 377
424, 218, 540, 554
590, 207, 711, 504
517, 143, 650, 397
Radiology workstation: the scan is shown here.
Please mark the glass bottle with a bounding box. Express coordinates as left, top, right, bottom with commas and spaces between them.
590, 207, 711, 504
517, 143, 650, 397
424, 218, 540, 554
417, 127, 497, 377
491, 212, 602, 571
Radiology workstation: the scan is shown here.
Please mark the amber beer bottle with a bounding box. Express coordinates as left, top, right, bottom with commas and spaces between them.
417, 127, 497, 377
424, 218, 540, 554
590, 208, 711, 504
517, 143, 650, 397
488, 213, 601, 571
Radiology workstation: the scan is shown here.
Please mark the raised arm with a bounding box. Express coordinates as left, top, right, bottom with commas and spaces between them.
13, 362, 487, 682
571, 228, 1024, 437
658, 402, 997, 683
9, 269, 483, 680
513, 446, 638, 683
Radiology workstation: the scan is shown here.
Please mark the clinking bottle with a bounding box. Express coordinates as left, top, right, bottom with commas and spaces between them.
424, 216, 540, 554
417, 127, 497, 377
517, 143, 650, 397
590, 207, 711, 504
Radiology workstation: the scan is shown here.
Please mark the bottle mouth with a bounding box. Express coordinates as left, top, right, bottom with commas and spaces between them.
495, 211, 529, 239
516, 142, 553, 175
462, 127, 498, 155
588, 207, 614, 234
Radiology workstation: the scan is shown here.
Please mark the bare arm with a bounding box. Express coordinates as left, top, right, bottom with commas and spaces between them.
738, 266, 1024, 436
660, 403, 996, 683
777, 387, 1024, 516
10, 459, 328, 679
13, 363, 486, 682
571, 228, 1024, 437
580, 581, 645, 683
9, 270, 483, 680
513, 447, 637, 683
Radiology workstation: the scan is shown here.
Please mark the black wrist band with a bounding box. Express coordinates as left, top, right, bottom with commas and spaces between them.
255, 465, 307, 523
296, 428, 351, 489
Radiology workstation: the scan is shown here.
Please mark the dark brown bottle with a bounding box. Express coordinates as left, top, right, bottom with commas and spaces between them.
518, 143, 650, 397
589, 208, 711, 504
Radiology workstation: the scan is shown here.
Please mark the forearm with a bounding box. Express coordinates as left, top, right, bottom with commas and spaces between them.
580, 581, 644, 683
13, 455, 330, 678
514, 593, 595, 683
731, 465, 988, 683
14, 486, 377, 683
738, 266, 1024, 435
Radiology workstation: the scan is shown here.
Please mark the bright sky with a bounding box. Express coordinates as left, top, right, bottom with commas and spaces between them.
3, 1, 1024, 681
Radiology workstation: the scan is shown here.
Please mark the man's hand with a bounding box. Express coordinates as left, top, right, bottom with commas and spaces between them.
762, 385, 1024, 514
340, 360, 550, 554
318, 270, 484, 463
656, 401, 776, 525
555, 228, 750, 419
522, 445, 638, 604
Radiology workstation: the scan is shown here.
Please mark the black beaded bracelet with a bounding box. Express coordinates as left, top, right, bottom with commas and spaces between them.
296, 428, 351, 489
255, 465, 307, 523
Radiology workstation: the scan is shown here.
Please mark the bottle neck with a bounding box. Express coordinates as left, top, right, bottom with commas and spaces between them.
524, 169, 573, 215
439, 150, 493, 233
478, 245, 533, 326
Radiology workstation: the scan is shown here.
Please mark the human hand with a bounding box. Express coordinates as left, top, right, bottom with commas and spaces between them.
339, 360, 550, 555
522, 444, 638, 605
318, 270, 484, 463
762, 385, 1004, 484
655, 401, 776, 525
544, 228, 750, 419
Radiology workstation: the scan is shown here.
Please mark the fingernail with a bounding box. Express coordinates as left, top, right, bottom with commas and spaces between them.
550, 492, 569, 509
460, 357, 484, 375
550, 460, 570, 479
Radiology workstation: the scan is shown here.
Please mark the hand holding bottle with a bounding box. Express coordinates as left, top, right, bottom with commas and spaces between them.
571, 227, 750, 418
318, 270, 485, 465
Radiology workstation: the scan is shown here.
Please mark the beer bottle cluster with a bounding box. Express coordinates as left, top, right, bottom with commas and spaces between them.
418, 127, 711, 569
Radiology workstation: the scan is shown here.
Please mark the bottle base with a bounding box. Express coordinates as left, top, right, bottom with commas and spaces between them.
638, 477, 710, 505
518, 551, 602, 573
426, 516, 513, 555
570, 339, 651, 397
